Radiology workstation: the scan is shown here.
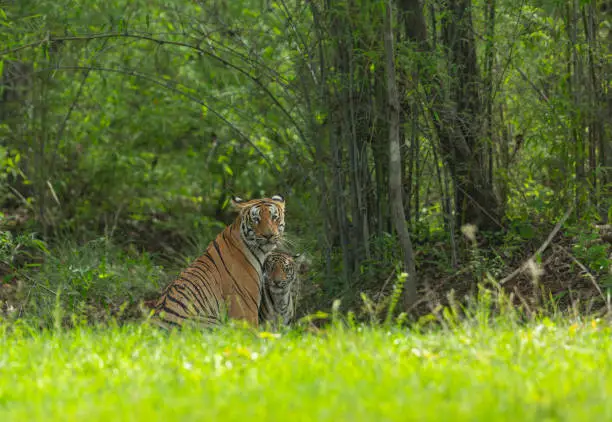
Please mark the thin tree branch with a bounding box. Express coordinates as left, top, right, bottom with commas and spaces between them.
553, 244, 608, 312
515, 66, 549, 103
455, 185, 505, 230
514, 64, 569, 132
277, 0, 318, 85
49, 38, 112, 174
500, 206, 574, 284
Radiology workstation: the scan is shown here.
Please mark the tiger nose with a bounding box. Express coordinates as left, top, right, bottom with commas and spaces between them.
263, 233, 274, 240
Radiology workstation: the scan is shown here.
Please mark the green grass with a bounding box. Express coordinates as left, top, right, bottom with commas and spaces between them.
0, 317, 611, 421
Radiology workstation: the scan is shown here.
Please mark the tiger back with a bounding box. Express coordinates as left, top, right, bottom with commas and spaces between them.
258, 251, 306, 328
152, 195, 286, 329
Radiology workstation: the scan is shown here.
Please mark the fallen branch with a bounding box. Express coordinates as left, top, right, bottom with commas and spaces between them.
500, 206, 574, 285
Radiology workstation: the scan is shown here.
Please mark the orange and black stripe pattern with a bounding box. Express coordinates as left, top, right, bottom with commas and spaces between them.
152, 195, 286, 329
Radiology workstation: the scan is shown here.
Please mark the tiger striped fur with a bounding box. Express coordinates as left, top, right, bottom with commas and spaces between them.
258, 251, 305, 327
152, 195, 286, 329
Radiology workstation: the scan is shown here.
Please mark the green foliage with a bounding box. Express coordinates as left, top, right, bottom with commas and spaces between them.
0, 221, 46, 269
572, 233, 610, 274
384, 269, 407, 327
1, 0, 309, 238
0, 146, 25, 202
565, 225, 612, 291
1, 0, 610, 325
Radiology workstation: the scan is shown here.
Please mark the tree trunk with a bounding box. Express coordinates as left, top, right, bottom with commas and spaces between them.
397, 0, 428, 230
383, 0, 418, 309
604, 4, 612, 211
440, 0, 500, 231
567, 0, 586, 217
372, 65, 391, 239
484, 0, 496, 198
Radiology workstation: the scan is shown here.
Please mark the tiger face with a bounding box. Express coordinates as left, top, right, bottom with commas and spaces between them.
232, 195, 286, 252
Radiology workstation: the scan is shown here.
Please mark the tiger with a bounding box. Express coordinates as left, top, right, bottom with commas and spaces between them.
151, 194, 286, 329
258, 251, 307, 328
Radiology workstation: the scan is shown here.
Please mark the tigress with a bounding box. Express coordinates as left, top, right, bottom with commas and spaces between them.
258, 251, 306, 328
152, 195, 286, 329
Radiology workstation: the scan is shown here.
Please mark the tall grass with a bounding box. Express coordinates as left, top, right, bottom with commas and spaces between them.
9, 237, 167, 327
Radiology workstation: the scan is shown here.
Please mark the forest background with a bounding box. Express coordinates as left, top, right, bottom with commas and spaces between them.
0, 0, 611, 328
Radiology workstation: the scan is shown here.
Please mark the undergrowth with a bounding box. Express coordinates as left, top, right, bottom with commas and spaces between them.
0, 234, 169, 327
1, 203, 611, 330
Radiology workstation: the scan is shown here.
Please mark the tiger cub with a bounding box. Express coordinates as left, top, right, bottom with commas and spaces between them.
258, 251, 307, 328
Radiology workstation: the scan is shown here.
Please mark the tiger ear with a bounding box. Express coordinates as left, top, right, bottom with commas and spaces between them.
231, 196, 248, 209
271, 194, 285, 203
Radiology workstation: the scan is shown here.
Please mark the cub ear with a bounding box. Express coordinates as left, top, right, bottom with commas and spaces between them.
271, 194, 285, 203
293, 253, 309, 274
